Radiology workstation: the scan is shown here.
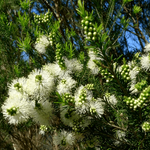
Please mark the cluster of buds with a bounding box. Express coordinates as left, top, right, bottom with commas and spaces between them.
124, 86, 150, 110
33, 10, 51, 24
142, 121, 150, 132
78, 89, 87, 105
7, 107, 18, 116
120, 64, 130, 82
63, 93, 75, 104
72, 120, 84, 132
99, 66, 114, 82
48, 32, 55, 46
55, 44, 66, 70
134, 80, 147, 92
81, 16, 97, 41
85, 84, 94, 90
40, 125, 48, 132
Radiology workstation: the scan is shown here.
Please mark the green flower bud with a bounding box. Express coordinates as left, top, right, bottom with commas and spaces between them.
92, 37, 96, 40
93, 32, 97, 36
84, 26, 88, 30
85, 21, 89, 25
88, 32, 92, 36
85, 16, 89, 20
89, 27, 93, 31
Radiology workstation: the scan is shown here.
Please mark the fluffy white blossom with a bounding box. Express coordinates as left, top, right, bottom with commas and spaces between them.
23, 68, 55, 98
114, 130, 127, 146
43, 61, 72, 78
107, 94, 118, 105
87, 49, 102, 75
7, 77, 27, 96
53, 130, 75, 148
129, 82, 139, 95
129, 66, 140, 80
60, 105, 79, 127
74, 85, 93, 114
2, 90, 31, 125
140, 53, 150, 71
63, 56, 83, 73
89, 99, 104, 117
56, 74, 77, 96
34, 35, 50, 54
144, 43, 150, 53
28, 100, 54, 126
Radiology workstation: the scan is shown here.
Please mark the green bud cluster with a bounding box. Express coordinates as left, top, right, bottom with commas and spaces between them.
33, 10, 50, 24
63, 93, 75, 103
124, 86, 150, 110
64, 108, 74, 119
99, 66, 114, 82
123, 96, 137, 110
90, 107, 97, 115
55, 44, 66, 70
7, 107, 18, 116
61, 139, 66, 145
78, 89, 87, 105
81, 16, 97, 41
142, 121, 150, 132
40, 125, 48, 131
72, 120, 83, 132
134, 80, 147, 92
48, 32, 55, 46
138, 86, 150, 107
85, 84, 94, 90
120, 64, 130, 82
14, 82, 22, 92
35, 75, 42, 83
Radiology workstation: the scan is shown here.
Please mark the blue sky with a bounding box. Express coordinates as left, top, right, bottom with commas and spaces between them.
20, 1, 150, 62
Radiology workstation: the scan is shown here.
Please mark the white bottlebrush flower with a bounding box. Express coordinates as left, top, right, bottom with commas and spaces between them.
34, 35, 50, 54
87, 50, 102, 75
113, 130, 127, 146
60, 105, 91, 129
7, 77, 27, 96
28, 100, 54, 126
56, 74, 77, 96
144, 43, 150, 53
140, 53, 150, 71
60, 105, 79, 127
129, 66, 140, 80
87, 59, 100, 75
53, 130, 75, 148
2, 90, 31, 125
63, 56, 83, 73
108, 94, 118, 105
129, 82, 139, 95
74, 85, 93, 114
115, 130, 126, 140
43, 61, 72, 78
89, 100, 104, 117
24, 68, 55, 98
